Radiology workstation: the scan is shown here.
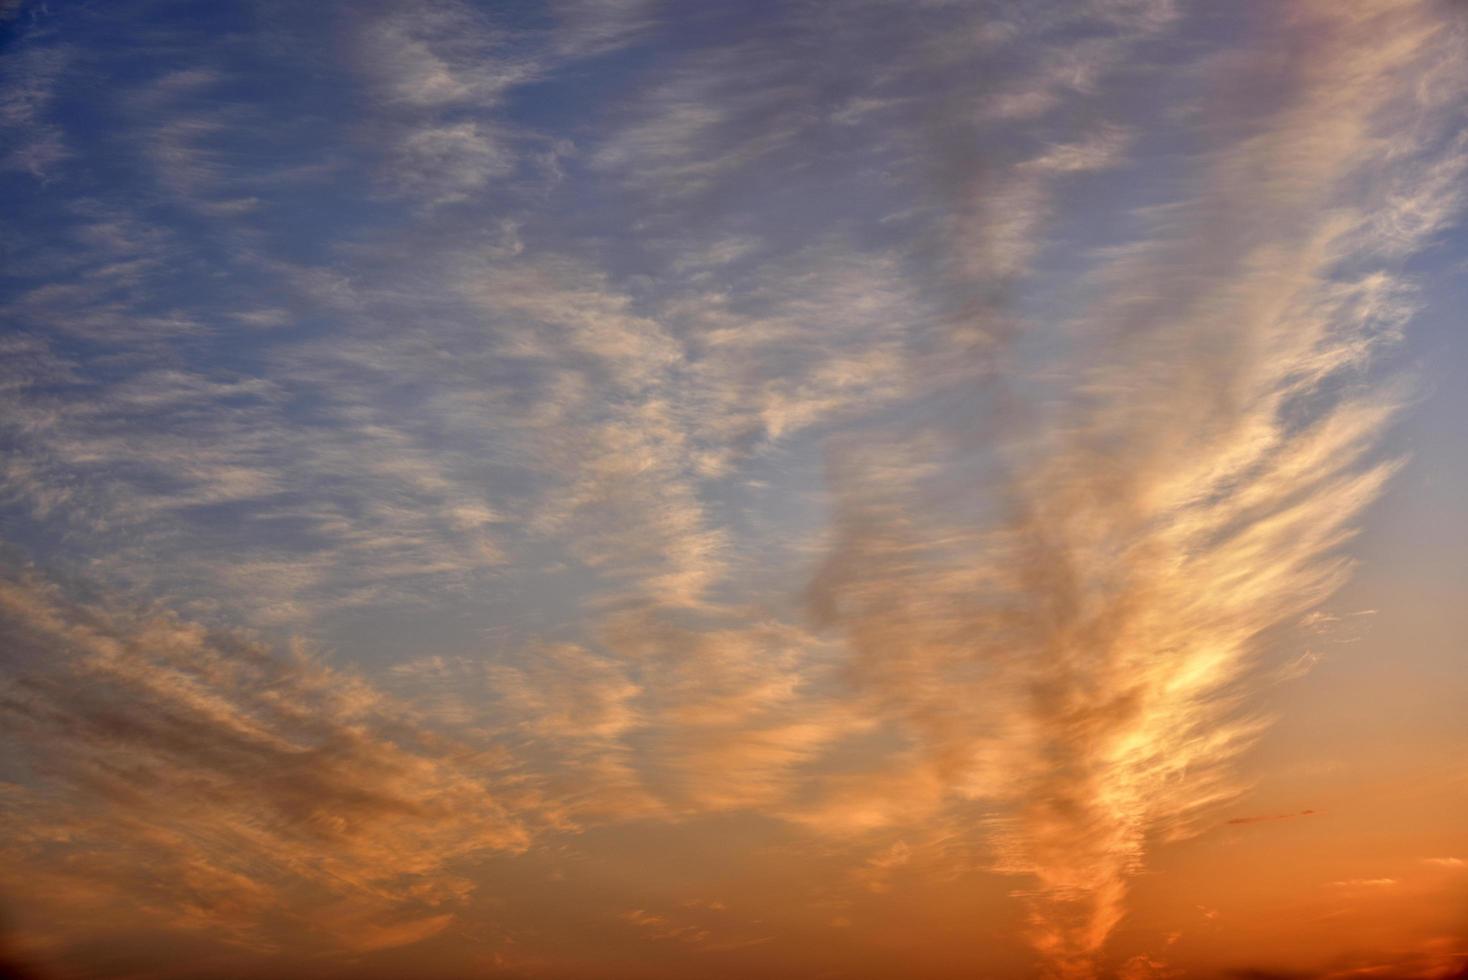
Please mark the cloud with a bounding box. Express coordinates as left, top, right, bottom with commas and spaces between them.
1242, 937, 1468, 980
0, 42, 70, 177
0, 569, 533, 961
1225, 809, 1319, 826
1, 0, 1466, 977
549, 0, 660, 56
618, 904, 771, 953
356, 2, 534, 109
395, 121, 512, 201
804, 1, 1468, 974
348, 1, 541, 206
1423, 857, 1466, 870
619, 908, 709, 945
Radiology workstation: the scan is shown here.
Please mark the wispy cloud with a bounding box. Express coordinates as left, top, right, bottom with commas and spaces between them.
0, 569, 533, 962
1226, 809, 1319, 826
1, 0, 1465, 977
805, 1, 1468, 973
0, 41, 70, 176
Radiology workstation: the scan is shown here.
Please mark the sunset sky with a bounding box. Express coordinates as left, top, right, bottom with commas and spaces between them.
2, 1, 1467, 978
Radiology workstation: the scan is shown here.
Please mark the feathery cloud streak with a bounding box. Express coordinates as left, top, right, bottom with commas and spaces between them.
1, 1, 1466, 977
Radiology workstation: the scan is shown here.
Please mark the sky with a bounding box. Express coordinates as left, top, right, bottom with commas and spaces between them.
1, 1, 1466, 978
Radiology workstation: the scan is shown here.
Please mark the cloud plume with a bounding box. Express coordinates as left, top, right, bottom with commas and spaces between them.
808, 0, 1468, 974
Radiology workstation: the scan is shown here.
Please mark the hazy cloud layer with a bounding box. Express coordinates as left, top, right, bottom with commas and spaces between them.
1, 1, 1466, 978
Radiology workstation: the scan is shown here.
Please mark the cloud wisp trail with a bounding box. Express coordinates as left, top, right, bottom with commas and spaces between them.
809, 1, 1467, 974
